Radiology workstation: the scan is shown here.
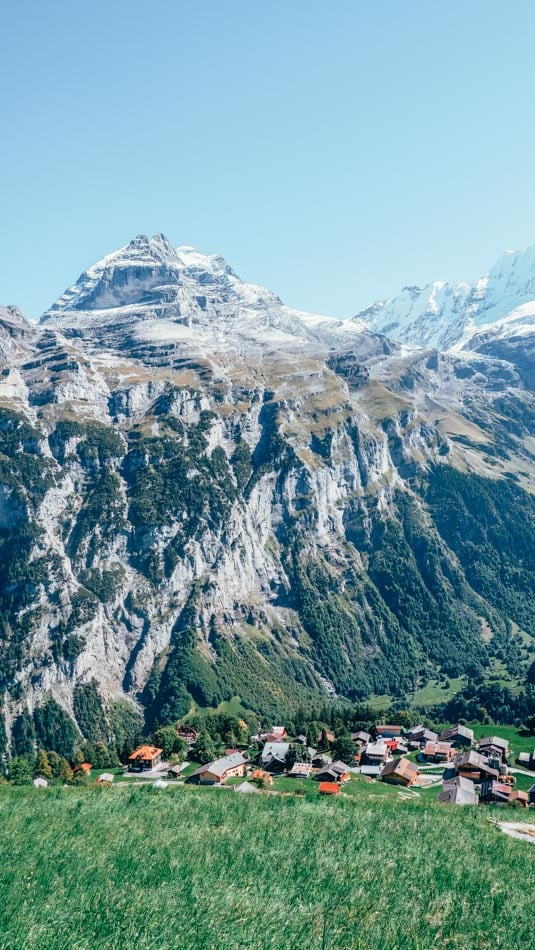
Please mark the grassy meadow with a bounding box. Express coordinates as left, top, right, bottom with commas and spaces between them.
1, 785, 534, 950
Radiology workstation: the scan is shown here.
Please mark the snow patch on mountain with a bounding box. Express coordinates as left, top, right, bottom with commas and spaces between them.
41, 234, 367, 355
353, 245, 535, 351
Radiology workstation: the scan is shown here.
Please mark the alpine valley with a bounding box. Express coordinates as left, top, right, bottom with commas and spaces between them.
1, 234, 534, 754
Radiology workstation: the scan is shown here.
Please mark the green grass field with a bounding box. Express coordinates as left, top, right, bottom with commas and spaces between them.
1, 785, 534, 950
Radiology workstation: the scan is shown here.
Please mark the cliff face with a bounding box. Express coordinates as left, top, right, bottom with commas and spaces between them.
1, 236, 534, 743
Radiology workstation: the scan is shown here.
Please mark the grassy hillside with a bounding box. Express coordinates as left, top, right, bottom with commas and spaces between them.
1, 786, 534, 949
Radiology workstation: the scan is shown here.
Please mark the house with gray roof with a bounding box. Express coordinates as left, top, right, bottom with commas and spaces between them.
188, 752, 246, 785
438, 776, 478, 806
260, 742, 290, 772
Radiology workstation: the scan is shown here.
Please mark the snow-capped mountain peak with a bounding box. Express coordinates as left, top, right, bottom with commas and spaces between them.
39, 233, 367, 356
353, 244, 535, 352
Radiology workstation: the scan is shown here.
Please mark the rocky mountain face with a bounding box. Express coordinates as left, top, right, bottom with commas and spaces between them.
1, 235, 534, 751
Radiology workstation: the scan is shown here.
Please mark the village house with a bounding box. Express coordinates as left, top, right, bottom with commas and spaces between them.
96, 773, 114, 785
128, 745, 163, 772
438, 776, 478, 806
476, 736, 509, 762
375, 724, 403, 739
267, 726, 287, 742
362, 740, 389, 766
454, 750, 499, 784
318, 781, 341, 795
421, 741, 455, 764
167, 764, 187, 779
509, 789, 529, 808
260, 741, 290, 772
406, 725, 438, 748
351, 730, 371, 746
177, 725, 198, 747
386, 738, 409, 756
381, 757, 419, 787
317, 729, 335, 746
314, 760, 351, 784
439, 724, 474, 748
288, 762, 314, 779
479, 780, 512, 805
74, 762, 92, 775
251, 769, 273, 785
516, 750, 535, 770
189, 752, 246, 785
33, 776, 48, 788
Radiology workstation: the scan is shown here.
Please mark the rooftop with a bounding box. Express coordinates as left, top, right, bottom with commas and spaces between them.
129, 745, 163, 761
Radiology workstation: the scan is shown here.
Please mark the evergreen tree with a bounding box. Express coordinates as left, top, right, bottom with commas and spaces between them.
58, 758, 73, 783
11, 710, 36, 759
70, 769, 90, 786
332, 737, 357, 763
73, 681, 108, 742
33, 699, 78, 759
9, 756, 33, 785
34, 749, 52, 780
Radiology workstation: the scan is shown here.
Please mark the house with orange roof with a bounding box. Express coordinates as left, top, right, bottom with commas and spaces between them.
128, 745, 163, 772
318, 781, 341, 795
251, 769, 273, 785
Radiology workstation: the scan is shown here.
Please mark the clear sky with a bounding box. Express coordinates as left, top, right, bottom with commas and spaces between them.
2, 1, 535, 319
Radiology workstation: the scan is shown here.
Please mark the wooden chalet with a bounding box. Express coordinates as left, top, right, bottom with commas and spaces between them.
318, 781, 341, 795
128, 745, 163, 772
351, 730, 371, 747
454, 750, 499, 784
509, 789, 528, 808
251, 769, 273, 785
362, 740, 389, 765
189, 752, 246, 785
406, 725, 438, 747
177, 724, 198, 746
476, 736, 509, 762
422, 741, 455, 763
381, 757, 419, 787
314, 760, 351, 784
479, 780, 511, 805
260, 741, 290, 772
439, 724, 474, 748
438, 776, 478, 806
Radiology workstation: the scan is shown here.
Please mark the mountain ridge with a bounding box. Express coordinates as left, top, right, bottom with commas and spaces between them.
0, 235, 533, 755
353, 244, 535, 354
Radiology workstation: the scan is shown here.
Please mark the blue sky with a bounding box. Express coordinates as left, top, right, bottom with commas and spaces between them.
2, 1, 535, 318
